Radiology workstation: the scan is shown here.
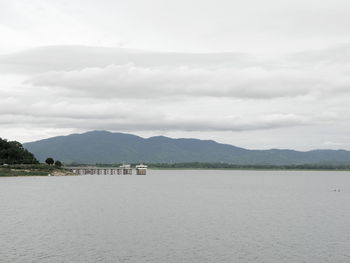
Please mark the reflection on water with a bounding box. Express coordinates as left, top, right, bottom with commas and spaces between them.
1, 170, 350, 262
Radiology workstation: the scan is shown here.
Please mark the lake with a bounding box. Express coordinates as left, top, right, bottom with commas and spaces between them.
1, 170, 350, 262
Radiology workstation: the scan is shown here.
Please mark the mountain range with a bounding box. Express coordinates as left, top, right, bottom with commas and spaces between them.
23, 130, 350, 165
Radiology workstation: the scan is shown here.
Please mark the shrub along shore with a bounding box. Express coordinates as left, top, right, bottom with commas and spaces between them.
0, 164, 76, 177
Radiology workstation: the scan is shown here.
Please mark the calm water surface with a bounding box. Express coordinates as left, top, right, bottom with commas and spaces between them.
1, 170, 350, 262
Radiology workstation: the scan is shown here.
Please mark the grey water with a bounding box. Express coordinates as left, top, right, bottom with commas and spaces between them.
1, 170, 350, 263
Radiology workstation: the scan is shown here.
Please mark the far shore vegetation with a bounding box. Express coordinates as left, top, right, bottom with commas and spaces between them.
0, 137, 69, 176
0, 137, 38, 165
0, 164, 66, 177
67, 162, 350, 171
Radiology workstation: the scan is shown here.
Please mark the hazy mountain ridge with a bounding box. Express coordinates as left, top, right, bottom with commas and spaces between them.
23, 130, 350, 165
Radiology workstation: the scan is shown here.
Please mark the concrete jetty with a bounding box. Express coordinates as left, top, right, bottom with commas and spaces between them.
69, 164, 147, 175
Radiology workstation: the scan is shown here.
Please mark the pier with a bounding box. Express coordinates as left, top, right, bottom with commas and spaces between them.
69, 164, 147, 175
136, 164, 147, 175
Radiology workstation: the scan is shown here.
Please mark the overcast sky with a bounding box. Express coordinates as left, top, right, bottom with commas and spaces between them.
1, 0, 350, 150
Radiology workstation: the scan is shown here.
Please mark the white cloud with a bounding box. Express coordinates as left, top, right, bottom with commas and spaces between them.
2, 0, 350, 54
19, 45, 350, 102
1, 0, 350, 150
27, 63, 315, 99
2, 45, 350, 151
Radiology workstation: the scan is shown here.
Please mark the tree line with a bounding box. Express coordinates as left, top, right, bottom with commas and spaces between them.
64, 161, 350, 170
0, 138, 39, 165
148, 162, 350, 170
0, 137, 63, 167
45, 157, 62, 167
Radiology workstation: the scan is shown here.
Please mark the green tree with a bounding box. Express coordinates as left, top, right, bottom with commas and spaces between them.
45, 157, 54, 165
0, 137, 39, 164
54, 160, 62, 167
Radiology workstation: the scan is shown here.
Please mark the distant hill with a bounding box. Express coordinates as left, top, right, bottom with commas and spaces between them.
23, 130, 350, 165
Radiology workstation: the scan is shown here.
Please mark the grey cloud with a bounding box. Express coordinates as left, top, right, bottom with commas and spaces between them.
0, 46, 251, 74
27, 63, 316, 99
2, 0, 350, 149
2, 45, 350, 148
288, 43, 350, 65
0, 85, 311, 132
2, 44, 350, 74
3, 45, 350, 101
0, 111, 309, 132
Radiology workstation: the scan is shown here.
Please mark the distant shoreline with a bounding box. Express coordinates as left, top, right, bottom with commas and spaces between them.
69, 162, 350, 171
0, 164, 76, 177
2, 163, 350, 177
148, 167, 350, 171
